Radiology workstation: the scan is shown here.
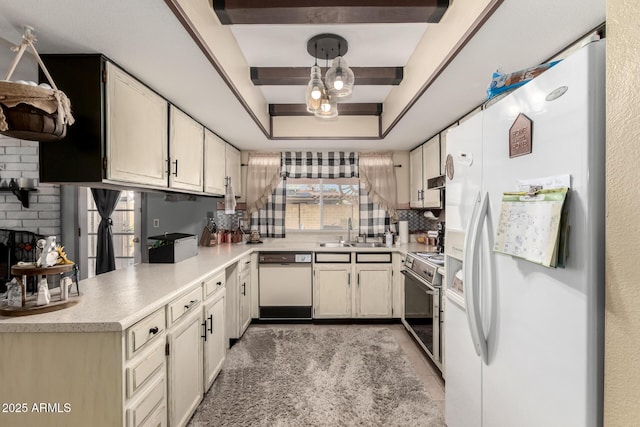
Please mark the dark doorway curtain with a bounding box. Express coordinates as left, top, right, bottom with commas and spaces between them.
91, 188, 121, 275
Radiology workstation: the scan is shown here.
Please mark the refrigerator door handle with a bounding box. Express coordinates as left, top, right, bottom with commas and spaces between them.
463, 193, 482, 355
464, 192, 489, 363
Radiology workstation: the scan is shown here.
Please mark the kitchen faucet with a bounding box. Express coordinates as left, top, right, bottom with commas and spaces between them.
347, 217, 352, 242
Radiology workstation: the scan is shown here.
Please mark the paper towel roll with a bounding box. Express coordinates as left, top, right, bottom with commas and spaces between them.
399, 221, 409, 244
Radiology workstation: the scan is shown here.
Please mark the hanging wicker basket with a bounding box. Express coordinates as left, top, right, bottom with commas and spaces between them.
0, 26, 74, 142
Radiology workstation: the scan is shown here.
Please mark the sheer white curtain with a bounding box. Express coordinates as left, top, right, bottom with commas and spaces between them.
358, 152, 398, 220
245, 152, 282, 216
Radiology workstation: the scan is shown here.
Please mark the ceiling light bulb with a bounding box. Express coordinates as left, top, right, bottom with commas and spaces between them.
311, 87, 322, 100
333, 77, 344, 90
321, 99, 331, 112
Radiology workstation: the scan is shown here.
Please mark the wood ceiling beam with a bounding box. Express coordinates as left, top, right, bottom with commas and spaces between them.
251, 67, 403, 86
269, 103, 382, 116
213, 1, 449, 25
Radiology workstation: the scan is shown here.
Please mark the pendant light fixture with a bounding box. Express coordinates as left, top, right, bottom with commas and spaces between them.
325, 56, 354, 98
305, 64, 325, 113
305, 33, 353, 119
315, 88, 338, 119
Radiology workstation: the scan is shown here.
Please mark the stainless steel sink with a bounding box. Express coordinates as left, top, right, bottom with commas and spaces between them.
318, 241, 388, 248
318, 242, 352, 248
351, 242, 387, 248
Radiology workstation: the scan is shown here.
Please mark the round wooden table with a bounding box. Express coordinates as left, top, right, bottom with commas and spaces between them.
1, 263, 80, 316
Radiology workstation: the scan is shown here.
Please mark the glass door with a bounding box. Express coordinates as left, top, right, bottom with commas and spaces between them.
78, 188, 141, 278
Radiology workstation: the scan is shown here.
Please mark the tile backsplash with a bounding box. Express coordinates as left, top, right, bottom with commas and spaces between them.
396, 209, 443, 233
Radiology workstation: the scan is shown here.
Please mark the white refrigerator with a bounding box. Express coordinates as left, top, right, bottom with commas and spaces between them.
444, 39, 605, 427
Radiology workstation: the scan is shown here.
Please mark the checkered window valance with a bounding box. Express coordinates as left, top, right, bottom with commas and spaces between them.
281, 152, 359, 178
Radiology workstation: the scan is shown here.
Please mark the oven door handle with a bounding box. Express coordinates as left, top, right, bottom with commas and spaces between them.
400, 269, 437, 294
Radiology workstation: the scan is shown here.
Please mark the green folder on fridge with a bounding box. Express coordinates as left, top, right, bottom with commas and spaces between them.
493, 187, 569, 268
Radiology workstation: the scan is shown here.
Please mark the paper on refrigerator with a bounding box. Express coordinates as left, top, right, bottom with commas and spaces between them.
493, 187, 569, 268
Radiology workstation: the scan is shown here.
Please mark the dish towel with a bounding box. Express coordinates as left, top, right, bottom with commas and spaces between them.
225, 180, 236, 214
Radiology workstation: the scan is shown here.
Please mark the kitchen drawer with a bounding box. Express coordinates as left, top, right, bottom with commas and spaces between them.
238, 256, 252, 273
315, 252, 351, 263
167, 285, 202, 326
127, 373, 165, 427
127, 308, 165, 360
355, 252, 392, 263
204, 271, 225, 298
140, 403, 166, 427
127, 341, 165, 399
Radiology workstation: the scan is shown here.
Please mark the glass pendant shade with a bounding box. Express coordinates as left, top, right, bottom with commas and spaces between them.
305, 65, 325, 113
325, 56, 354, 98
314, 91, 338, 119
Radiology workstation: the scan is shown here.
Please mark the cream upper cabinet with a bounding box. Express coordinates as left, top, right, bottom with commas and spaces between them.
354, 264, 392, 318
422, 134, 442, 209
106, 62, 168, 187
409, 146, 424, 208
393, 151, 410, 207
169, 106, 204, 192
204, 129, 227, 195
225, 144, 242, 199
313, 264, 352, 318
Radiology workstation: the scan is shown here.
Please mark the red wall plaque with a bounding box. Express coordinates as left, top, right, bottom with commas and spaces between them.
509, 113, 533, 158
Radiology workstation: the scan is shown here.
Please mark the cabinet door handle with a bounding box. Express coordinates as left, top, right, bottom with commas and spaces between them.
348, 273, 351, 286
216, 281, 222, 286
207, 314, 213, 333
149, 326, 159, 335
184, 299, 198, 311
357, 273, 360, 287
166, 158, 170, 176
172, 159, 178, 176
241, 282, 246, 296
201, 321, 207, 341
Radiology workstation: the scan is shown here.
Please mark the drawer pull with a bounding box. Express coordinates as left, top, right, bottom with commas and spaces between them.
216, 281, 222, 286
149, 326, 159, 335
184, 299, 198, 311
207, 314, 213, 333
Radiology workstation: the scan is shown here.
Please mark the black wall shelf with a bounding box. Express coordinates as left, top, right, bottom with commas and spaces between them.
0, 188, 37, 208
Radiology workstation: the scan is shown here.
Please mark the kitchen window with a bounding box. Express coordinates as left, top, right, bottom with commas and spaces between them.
285, 178, 359, 231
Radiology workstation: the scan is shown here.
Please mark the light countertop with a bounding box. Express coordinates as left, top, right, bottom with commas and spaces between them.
0, 240, 432, 333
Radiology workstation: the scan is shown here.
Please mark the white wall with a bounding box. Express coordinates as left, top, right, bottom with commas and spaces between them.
0, 135, 61, 237
604, 0, 640, 424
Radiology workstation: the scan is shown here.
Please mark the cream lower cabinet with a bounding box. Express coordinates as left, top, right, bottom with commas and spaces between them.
0, 308, 168, 427
354, 264, 393, 318
226, 257, 252, 342
313, 253, 394, 319
166, 285, 203, 427
238, 264, 252, 336
203, 287, 226, 390
313, 263, 352, 318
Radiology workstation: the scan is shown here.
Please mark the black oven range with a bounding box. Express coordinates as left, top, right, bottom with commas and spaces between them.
401, 252, 444, 371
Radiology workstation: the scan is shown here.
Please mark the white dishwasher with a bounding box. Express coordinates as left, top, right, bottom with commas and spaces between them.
258, 252, 312, 319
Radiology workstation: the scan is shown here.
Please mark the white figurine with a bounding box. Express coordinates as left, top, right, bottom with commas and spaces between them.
36, 278, 51, 306
39, 236, 58, 267
6, 278, 23, 307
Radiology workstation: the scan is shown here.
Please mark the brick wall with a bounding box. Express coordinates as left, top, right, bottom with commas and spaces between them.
0, 135, 61, 237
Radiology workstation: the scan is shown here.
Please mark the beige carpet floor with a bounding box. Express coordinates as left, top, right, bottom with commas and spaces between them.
188, 325, 445, 427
